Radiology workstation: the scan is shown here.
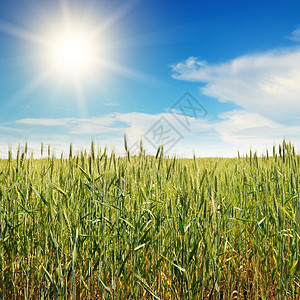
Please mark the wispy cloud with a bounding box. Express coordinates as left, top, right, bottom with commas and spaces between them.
171, 50, 300, 122
213, 110, 300, 144
288, 28, 300, 41
0, 109, 299, 158
16, 115, 127, 132
16, 118, 71, 126
103, 102, 120, 107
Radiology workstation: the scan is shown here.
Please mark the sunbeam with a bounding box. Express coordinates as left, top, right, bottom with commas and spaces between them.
88, 0, 138, 39
74, 74, 88, 118
94, 59, 157, 84
0, 19, 49, 45
5, 66, 57, 108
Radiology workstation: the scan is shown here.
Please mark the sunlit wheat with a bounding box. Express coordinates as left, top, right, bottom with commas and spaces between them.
0, 140, 299, 299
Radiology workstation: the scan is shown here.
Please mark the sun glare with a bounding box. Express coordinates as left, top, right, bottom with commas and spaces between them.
0, 0, 146, 107
48, 27, 97, 78
55, 35, 89, 69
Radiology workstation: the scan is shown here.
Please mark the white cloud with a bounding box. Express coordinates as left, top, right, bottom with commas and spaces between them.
214, 110, 300, 151
17, 118, 71, 126
1, 109, 300, 158
288, 28, 300, 42
181, 109, 300, 155
16, 115, 126, 135
103, 102, 120, 107
171, 50, 300, 121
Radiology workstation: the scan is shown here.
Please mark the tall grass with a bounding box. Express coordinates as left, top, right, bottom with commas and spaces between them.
0, 140, 299, 299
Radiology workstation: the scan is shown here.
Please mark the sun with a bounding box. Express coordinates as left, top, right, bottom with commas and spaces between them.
0, 1, 149, 111
47, 26, 97, 78
54, 34, 90, 70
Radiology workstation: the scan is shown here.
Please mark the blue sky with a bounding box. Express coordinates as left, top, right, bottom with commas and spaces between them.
1, 0, 300, 157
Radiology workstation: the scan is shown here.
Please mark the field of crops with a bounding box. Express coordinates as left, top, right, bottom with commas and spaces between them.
0, 140, 299, 299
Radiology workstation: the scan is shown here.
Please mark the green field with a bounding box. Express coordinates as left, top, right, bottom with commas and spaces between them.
0, 140, 299, 299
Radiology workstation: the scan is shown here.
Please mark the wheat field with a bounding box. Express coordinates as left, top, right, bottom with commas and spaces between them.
0, 140, 299, 299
